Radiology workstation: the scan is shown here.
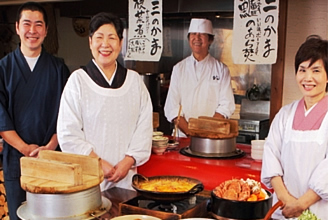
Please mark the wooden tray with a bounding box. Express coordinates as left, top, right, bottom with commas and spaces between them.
189, 116, 238, 139
20, 150, 103, 194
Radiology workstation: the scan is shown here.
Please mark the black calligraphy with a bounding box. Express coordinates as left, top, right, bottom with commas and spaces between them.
263, 14, 276, 58
236, 0, 278, 62
127, 0, 162, 59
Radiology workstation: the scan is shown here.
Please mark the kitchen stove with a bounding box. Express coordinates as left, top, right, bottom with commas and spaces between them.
119, 195, 210, 220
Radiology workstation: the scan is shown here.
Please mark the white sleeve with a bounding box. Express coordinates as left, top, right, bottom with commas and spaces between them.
164, 64, 182, 122
308, 147, 328, 200
125, 75, 153, 166
215, 64, 235, 118
57, 71, 95, 156
260, 106, 288, 189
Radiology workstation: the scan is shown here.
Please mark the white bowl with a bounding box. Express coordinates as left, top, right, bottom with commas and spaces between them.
251, 149, 263, 156
251, 148, 263, 154
152, 136, 168, 147
111, 215, 161, 220
182, 219, 215, 220
152, 136, 168, 141
251, 151, 263, 161
251, 140, 265, 150
152, 131, 163, 137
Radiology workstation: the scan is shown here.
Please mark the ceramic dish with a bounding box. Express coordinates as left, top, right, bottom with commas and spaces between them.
111, 215, 161, 220
152, 145, 168, 155
152, 131, 163, 137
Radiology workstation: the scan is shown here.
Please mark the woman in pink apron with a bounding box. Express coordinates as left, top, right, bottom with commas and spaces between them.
261, 35, 328, 219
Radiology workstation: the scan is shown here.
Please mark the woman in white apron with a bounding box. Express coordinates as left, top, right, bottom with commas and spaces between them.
261, 35, 328, 219
57, 12, 152, 191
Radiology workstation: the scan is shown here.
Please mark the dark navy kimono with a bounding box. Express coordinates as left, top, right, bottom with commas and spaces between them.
0, 46, 70, 219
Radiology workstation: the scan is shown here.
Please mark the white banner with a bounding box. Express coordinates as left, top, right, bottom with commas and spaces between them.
232, 0, 279, 64
125, 0, 163, 61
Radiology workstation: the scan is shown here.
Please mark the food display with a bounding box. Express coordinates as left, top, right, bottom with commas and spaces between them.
136, 178, 197, 192
213, 178, 269, 202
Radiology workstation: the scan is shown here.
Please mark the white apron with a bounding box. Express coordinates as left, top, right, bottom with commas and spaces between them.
271, 104, 328, 219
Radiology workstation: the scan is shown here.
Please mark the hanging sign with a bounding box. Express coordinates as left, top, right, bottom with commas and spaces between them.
232, 0, 279, 64
125, 0, 163, 61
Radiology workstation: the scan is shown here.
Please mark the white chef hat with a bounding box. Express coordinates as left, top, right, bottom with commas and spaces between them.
188, 18, 214, 35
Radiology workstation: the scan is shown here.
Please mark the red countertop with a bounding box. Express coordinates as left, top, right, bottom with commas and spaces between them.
138, 137, 263, 191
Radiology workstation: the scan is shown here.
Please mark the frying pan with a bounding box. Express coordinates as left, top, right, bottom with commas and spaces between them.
132, 174, 204, 202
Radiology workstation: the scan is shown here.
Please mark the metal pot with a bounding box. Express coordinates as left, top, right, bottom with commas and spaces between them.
190, 136, 236, 154
17, 185, 111, 220
211, 190, 273, 219
132, 174, 204, 202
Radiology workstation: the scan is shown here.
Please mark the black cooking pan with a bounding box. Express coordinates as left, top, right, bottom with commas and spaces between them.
132, 174, 204, 202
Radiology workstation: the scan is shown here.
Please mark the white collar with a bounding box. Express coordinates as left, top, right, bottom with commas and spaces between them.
92, 59, 118, 85
24, 54, 40, 71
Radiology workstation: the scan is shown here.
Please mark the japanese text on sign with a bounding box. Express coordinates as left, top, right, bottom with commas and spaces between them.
232, 0, 279, 64
125, 0, 163, 61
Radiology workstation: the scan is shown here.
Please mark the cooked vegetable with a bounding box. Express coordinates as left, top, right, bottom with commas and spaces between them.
247, 194, 257, 201
298, 210, 320, 220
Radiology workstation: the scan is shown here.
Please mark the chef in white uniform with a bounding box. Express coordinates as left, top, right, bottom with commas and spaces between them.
261, 35, 328, 219
164, 18, 235, 137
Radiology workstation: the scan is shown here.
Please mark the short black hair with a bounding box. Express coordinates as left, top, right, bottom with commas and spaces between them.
89, 12, 124, 40
16, 1, 48, 27
295, 35, 328, 75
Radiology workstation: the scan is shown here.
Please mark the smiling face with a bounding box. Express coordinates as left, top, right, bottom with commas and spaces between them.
16, 9, 47, 57
296, 59, 328, 107
188, 33, 213, 61
89, 23, 122, 72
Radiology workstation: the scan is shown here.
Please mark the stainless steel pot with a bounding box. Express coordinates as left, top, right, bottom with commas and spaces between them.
17, 185, 111, 220
190, 136, 236, 154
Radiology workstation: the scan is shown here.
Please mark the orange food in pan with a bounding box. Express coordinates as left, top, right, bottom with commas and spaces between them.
137, 179, 196, 192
